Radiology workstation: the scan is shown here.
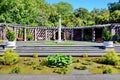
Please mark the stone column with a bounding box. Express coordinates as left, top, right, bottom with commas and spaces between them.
81, 29, 84, 41
71, 29, 74, 40
13, 27, 17, 40
92, 28, 95, 42
111, 29, 115, 36
34, 28, 37, 41
45, 30, 48, 40
2, 27, 6, 40
63, 31, 66, 40
23, 28, 26, 41
58, 14, 61, 42
53, 30, 56, 40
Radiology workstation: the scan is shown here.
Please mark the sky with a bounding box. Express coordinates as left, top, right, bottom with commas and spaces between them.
46, 0, 118, 11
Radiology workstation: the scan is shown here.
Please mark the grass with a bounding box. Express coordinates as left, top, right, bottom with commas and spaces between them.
44, 40, 75, 45
1, 57, 120, 74
18, 40, 99, 46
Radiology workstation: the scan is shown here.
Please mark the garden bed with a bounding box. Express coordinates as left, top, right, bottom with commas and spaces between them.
0, 56, 120, 74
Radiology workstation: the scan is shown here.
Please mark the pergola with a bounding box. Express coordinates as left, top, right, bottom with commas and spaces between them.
0, 23, 119, 42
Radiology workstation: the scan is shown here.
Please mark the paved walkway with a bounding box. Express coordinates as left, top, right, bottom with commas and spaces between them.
0, 74, 120, 80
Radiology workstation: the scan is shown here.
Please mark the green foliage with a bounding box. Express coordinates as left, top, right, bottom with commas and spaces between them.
46, 53, 72, 67
33, 53, 38, 58
53, 68, 68, 74
108, 1, 120, 13
82, 53, 88, 58
10, 67, 21, 74
52, 2, 73, 15
102, 67, 112, 74
74, 65, 87, 70
82, 61, 93, 65
0, 0, 119, 26
102, 27, 112, 41
102, 50, 119, 65
2, 49, 19, 65
110, 10, 120, 23
115, 34, 120, 42
6, 26, 15, 41
33, 65, 43, 70
18, 28, 23, 38
27, 34, 33, 41
85, 34, 92, 41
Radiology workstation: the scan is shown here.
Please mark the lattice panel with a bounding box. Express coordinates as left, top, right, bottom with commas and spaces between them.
30, 28, 35, 40
47, 30, 53, 40
36, 29, 45, 40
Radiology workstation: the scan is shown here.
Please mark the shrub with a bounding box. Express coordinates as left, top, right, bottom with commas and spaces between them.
33, 53, 38, 58
33, 65, 43, 70
74, 65, 87, 70
10, 67, 21, 74
6, 25, 15, 41
2, 49, 19, 65
102, 27, 112, 41
84, 34, 92, 41
102, 50, 119, 65
53, 68, 68, 74
102, 67, 112, 74
27, 34, 33, 41
82, 61, 93, 65
82, 53, 88, 58
46, 53, 72, 67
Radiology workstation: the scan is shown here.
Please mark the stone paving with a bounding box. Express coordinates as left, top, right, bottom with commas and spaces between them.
0, 74, 120, 80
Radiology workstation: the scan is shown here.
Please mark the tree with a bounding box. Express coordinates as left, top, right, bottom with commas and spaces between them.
108, 1, 120, 13
0, 0, 46, 26
110, 10, 120, 23
52, 2, 73, 15
93, 9, 110, 24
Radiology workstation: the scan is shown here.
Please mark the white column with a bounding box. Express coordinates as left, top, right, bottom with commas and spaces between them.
58, 14, 61, 42
92, 28, 95, 42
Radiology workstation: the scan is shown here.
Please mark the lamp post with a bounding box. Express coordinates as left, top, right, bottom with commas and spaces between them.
58, 14, 62, 42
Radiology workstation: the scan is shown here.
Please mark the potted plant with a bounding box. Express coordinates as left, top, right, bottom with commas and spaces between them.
27, 34, 33, 41
6, 25, 16, 49
17, 28, 23, 41
102, 27, 113, 47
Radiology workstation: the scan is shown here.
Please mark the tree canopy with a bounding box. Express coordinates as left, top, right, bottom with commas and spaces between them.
0, 0, 120, 27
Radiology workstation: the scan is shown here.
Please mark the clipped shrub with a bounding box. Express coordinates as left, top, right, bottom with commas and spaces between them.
102, 50, 119, 65
82, 53, 88, 58
10, 67, 21, 74
27, 34, 33, 41
2, 49, 19, 65
46, 53, 72, 67
33, 53, 38, 58
102, 67, 112, 74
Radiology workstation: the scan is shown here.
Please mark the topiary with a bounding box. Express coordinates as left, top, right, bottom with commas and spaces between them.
2, 49, 19, 65
102, 50, 119, 65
